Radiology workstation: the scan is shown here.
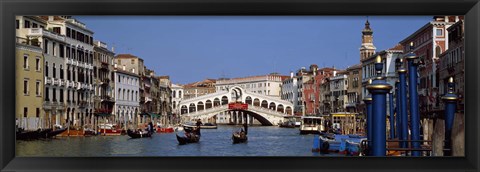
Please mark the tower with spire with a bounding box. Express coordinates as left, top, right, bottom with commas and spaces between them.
360, 18, 376, 61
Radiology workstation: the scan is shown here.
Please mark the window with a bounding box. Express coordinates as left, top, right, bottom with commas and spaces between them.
53, 88, 57, 102
436, 29, 443, 36
36, 108, 40, 118
45, 87, 49, 101
24, 20, 30, 28
60, 65, 64, 79
60, 89, 64, 102
44, 39, 48, 54
24, 107, 28, 117
23, 80, 28, 95
66, 47, 70, 58
16, 20, 19, 29
36, 58, 40, 71
59, 44, 64, 58
36, 81, 40, 96
53, 27, 61, 34
66, 28, 71, 37
53, 63, 56, 78
131, 59, 135, 64
32, 23, 38, 28
23, 55, 28, 69
52, 42, 56, 56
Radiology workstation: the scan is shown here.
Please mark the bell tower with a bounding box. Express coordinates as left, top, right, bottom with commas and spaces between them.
360, 18, 376, 61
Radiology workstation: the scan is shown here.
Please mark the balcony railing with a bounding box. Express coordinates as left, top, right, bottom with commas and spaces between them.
53, 78, 60, 86
16, 37, 41, 47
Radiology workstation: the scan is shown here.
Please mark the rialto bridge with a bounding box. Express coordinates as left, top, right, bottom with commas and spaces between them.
178, 86, 294, 126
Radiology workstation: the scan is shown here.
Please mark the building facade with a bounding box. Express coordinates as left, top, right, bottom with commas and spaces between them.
93, 40, 115, 119
114, 67, 140, 127
15, 34, 45, 131
216, 74, 287, 98
438, 19, 464, 112
345, 64, 362, 113
399, 16, 462, 117
171, 83, 184, 114
183, 79, 216, 100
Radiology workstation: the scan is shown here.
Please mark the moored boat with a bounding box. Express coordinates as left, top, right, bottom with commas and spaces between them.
156, 127, 175, 133
299, 116, 325, 135
279, 121, 295, 128
127, 129, 152, 139
98, 124, 124, 136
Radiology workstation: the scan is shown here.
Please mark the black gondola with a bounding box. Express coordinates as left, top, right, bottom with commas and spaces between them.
16, 129, 40, 141
46, 128, 67, 138
232, 133, 247, 144
176, 134, 200, 145
127, 129, 152, 139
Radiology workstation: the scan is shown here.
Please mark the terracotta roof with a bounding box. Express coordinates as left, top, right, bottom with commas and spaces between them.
388, 44, 404, 51
115, 54, 144, 61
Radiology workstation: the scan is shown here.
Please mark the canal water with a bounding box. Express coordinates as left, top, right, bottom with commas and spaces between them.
16, 125, 337, 157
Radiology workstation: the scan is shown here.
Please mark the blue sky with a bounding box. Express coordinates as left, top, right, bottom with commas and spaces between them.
75, 16, 431, 84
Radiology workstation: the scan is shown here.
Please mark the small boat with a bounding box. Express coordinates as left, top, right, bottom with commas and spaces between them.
127, 129, 152, 139
316, 134, 366, 155
279, 121, 295, 128
98, 124, 124, 136
176, 134, 200, 145
156, 127, 175, 133
46, 128, 67, 138
232, 133, 247, 144
16, 129, 41, 141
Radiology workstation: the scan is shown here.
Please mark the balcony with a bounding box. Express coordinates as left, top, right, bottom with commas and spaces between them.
16, 37, 41, 47
67, 81, 74, 88
45, 77, 53, 85
100, 62, 109, 69
78, 101, 88, 108
27, 28, 66, 42
53, 78, 60, 86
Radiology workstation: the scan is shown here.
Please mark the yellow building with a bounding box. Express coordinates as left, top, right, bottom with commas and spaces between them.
16, 37, 44, 131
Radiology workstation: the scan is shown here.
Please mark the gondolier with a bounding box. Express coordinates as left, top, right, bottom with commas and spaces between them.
195, 119, 202, 136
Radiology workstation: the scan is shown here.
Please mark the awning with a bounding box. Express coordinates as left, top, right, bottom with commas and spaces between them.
141, 112, 161, 118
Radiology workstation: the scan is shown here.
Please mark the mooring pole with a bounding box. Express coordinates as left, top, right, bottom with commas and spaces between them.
389, 92, 395, 139
405, 42, 421, 156
367, 55, 393, 156
363, 93, 373, 155
442, 77, 458, 156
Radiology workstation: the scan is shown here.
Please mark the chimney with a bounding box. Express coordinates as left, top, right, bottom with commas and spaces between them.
114, 63, 117, 69
333, 71, 337, 76
122, 65, 126, 71
48, 16, 54, 21
111, 46, 115, 53
290, 71, 294, 78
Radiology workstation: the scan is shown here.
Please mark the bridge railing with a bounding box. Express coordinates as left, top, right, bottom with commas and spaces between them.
243, 91, 294, 106
179, 91, 229, 105
248, 105, 288, 117
186, 105, 228, 117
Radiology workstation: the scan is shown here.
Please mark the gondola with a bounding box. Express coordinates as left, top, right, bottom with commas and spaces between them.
176, 134, 200, 145
127, 129, 152, 139
46, 128, 67, 138
232, 133, 247, 144
279, 121, 295, 128
16, 129, 40, 141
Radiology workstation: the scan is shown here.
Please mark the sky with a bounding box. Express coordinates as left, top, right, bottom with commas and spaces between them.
75, 16, 432, 85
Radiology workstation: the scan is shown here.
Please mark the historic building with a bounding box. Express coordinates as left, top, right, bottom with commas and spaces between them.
39, 16, 96, 128
158, 76, 173, 125
281, 72, 299, 113
171, 83, 184, 114
93, 40, 115, 119
399, 16, 462, 116
15, 27, 45, 130
345, 64, 362, 113
330, 71, 349, 113
113, 66, 140, 127
438, 19, 464, 112
183, 79, 216, 100
216, 74, 287, 98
